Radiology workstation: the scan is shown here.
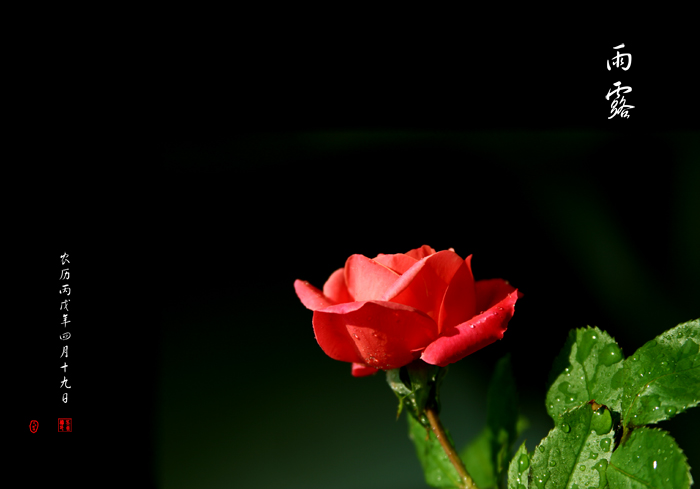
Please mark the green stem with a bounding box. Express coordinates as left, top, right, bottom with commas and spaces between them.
424, 405, 479, 489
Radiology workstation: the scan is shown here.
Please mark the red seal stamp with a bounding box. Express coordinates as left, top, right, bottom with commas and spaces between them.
58, 418, 72, 432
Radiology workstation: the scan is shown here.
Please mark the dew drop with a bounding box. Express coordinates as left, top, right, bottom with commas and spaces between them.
594, 459, 608, 487
599, 438, 611, 452
665, 406, 677, 416
599, 343, 623, 366
538, 445, 545, 452
561, 423, 571, 433
591, 407, 613, 435
518, 454, 529, 473
576, 330, 598, 363
353, 334, 359, 339
589, 451, 598, 460
579, 464, 586, 471
549, 460, 556, 467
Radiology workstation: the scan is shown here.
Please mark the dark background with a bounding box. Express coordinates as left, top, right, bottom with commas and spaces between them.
16, 31, 699, 487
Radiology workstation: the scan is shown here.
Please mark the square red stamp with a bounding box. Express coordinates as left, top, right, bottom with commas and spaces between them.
58, 418, 72, 432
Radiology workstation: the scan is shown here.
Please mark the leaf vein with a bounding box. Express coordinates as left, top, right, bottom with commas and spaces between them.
609, 461, 656, 488
624, 364, 700, 423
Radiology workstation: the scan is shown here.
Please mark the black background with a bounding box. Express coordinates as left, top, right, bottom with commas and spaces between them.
15, 28, 699, 488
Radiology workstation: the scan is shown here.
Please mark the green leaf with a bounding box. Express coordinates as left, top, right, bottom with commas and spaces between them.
488, 354, 520, 483
507, 442, 530, 489
386, 368, 412, 419
529, 403, 615, 489
463, 415, 530, 489
546, 327, 625, 421
386, 361, 445, 426
461, 427, 496, 488
608, 427, 693, 489
408, 412, 462, 488
620, 319, 700, 428
461, 355, 521, 488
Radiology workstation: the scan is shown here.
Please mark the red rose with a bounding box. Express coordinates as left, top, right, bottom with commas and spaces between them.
294, 245, 521, 377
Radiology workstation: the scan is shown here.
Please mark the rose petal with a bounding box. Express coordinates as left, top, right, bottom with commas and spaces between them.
437, 255, 476, 333
345, 254, 400, 301
323, 268, 354, 303
313, 300, 438, 369
382, 250, 464, 321
475, 278, 522, 313
351, 363, 379, 377
294, 279, 336, 311
373, 253, 418, 274
421, 285, 520, 367
405, 245, 437, 260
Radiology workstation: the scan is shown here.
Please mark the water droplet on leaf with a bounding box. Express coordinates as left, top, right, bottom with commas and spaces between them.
518, 454, 529, 473
561, 423, 571, 433
594, 459, 608, 487
576, 330, 598, 363
599, 343, 623, 366
591, 407, 613, 435
680, 339, 699, 357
